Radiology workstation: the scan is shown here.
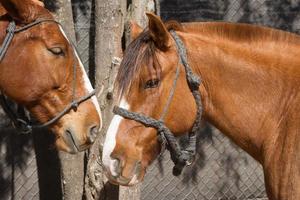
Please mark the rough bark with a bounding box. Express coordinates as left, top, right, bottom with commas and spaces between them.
119, 185, 141, 200
119, 1, 156, 199
48, 0, 86, 199
84, 0, 126, 199
127, 0, 155, 27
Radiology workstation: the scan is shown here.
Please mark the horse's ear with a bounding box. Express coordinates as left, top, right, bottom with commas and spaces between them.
0, 0, 42, 23
130, 20, 143, 41
146, 12, 170, 51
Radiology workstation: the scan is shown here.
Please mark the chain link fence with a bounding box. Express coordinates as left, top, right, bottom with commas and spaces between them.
0, 118, 62, 200
141, 125, 267, 200
0, 129, 39, 200
141, 0, 300, 199
72, 0, 94, 69
1, 0, 299, 199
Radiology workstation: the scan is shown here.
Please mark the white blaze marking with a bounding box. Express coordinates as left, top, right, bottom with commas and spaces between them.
59, 26, 102, 129
102, 99, 129, 177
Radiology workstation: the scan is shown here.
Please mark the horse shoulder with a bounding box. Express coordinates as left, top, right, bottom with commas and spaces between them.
262, 100, 300, 200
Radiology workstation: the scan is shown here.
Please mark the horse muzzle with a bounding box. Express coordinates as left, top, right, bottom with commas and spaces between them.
103, 159, 143, 186
61, 124, 99, 153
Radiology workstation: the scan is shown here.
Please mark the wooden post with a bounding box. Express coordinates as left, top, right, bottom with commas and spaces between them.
47, 0, 86, 199
84, 0, 126, 199
119, 1, 157, 200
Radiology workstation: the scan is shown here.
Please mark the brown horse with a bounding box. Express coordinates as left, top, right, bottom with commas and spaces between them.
102, 12, 300, 199
0, 0, 102, 153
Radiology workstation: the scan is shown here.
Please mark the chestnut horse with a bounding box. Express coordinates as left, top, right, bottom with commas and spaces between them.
0, 0, 102, 153
102, 12, 300, 200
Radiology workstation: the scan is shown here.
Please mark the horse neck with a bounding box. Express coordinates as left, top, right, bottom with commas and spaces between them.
179, 24, 300, 163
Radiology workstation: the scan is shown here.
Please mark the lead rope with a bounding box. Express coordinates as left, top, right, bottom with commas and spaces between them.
169, 30, 203, 175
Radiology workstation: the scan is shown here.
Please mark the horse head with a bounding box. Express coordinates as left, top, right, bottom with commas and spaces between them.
102, 13, 198, 185
0, 0, 102, 153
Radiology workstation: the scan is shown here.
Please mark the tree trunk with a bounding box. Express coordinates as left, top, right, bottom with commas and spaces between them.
127, 0, 155, 27
48, 1, 86, 199
119, 1, 157, 199
84, 0, 126, 199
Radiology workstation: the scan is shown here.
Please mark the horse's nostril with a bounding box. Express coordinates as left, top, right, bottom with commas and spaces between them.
87, 125, 99, 143
63, 129, 79, 153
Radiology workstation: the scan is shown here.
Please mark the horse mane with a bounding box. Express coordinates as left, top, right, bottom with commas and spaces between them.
115, 30, 152, 98
115, 20, 183, 99
165, 20, 183, 31
116, 20, 300, 99
182, 22, 300, 45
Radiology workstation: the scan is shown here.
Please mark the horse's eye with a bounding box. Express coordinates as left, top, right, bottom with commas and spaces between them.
144, 79, 160, 89
52, 85, 60, 90
49, 47, 64, 56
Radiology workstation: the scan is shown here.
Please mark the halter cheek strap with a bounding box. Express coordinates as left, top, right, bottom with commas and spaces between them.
0, 19, 95, 134
113, 29, 203, 176
0, 21, 16, 61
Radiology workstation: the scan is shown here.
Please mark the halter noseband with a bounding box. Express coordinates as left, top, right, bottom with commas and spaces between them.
0, 19, 95, 134
113, 30, 203, 176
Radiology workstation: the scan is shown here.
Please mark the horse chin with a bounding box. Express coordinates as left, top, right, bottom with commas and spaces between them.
105, 172, 143, 186
55, 136, 90, 154
55, 137, 77, 153
103, 160, 146, 186
51, 122, 96, 153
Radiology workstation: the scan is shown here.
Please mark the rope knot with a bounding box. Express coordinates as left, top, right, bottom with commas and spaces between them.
172, 150, 195, 176
188, 74, 201, 91
71, 101, 79, 111
156, 120, 165, 131
6, 21, 16, 34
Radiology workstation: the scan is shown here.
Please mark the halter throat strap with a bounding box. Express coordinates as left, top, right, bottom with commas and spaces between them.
113, 29, 203, 176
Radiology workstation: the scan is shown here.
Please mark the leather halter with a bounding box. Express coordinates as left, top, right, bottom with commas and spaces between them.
0, 19, 95, 134
113, 30, 203, 176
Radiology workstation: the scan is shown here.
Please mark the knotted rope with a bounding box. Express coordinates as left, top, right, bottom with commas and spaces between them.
113, 29, 203, 176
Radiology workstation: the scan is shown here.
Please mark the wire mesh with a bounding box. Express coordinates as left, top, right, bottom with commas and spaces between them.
141, 0, 300, 199
0, 129, 40, 200
141, 126, 267, 200
0, 0, 299, 199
